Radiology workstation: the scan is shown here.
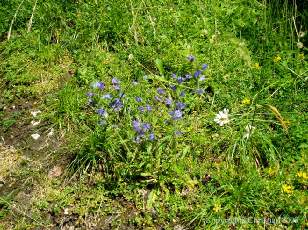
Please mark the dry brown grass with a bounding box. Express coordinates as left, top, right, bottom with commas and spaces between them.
0, 144, 24, 182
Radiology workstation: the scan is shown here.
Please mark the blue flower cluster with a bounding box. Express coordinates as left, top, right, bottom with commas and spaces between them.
86, 55, 208, 145
86, 78, 125, 118
132, 120, 155, 143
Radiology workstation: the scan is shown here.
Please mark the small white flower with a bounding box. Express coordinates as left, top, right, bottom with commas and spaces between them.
299, 31, 305, 38
243, 124, 255, 139
128, 53, 134, 60
31, 110, 41, 117
31, 133, 40, 140
214, 108, 230, 126
31, 120, 41, 126
297, 42, 304, 49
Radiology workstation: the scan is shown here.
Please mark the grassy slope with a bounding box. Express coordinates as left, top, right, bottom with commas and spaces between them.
0, 0, 307, 229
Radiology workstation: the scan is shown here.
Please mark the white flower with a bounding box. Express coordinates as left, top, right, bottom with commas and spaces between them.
128, 54, 134, 60
31, 133, 40, 140
30, 110, 41, 117
299, 31, 305, 38
297, 42, 304, 49
243, 124, 255, 139
214, 108, 230, 126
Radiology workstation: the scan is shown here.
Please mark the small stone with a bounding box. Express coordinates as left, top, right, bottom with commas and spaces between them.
47, 128, 54, 137
48, 166, 63, 178
64, 208, 69, 215
30, 110, 41, 117
31, 120, 41, 126
31, 133, 40, 140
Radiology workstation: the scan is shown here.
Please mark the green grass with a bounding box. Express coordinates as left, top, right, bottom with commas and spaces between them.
0, 0, 307, 229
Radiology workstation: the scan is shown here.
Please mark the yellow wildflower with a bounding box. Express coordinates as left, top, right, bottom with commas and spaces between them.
213, 203, 221, 213
298, 53, 304, 60
268, 167, 277, 176
282, 184, 293, 194
242, 98, 251, 105
254, 63, 261, 69
297, 171, 308, 179
274, 55, 282, 63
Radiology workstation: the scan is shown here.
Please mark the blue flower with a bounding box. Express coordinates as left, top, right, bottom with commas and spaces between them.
134, 135, 142, 143
196, 89, 205, 95
146, 104, 152, 111
91, 81, 105, 90
154, 95, 163, 102
175, 130, 183, 136
142, 123, 151, 132
187, 54, 195, 62
169, 109, 183, 120
165, 98, 172, 106
149, 133, 155, 141
171, 73, 177, 79
177, 76, 184, 84
132, 120, 151, 136
201, 64, 208, 71
86, 92, 94, 97
97, 108, 107, 117
157, 88, 165, 95
112, 77, 119, 84
180, 91, 185, 97
185, 74, 192, 80
102, 94, 112, 99
112, 78, 120, 90
176, 102, 186, 110
170, 85, 177, 91
138, 106, 145, 112
113, 84, 120, 90
194, 70, 202, 78
132, 120, 142, 133
135, 97, 142, 103
199, 75, 206, 81
110, 98, 123, 111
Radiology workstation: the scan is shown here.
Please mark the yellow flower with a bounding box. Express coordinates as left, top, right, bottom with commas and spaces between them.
242, 98, 251, 105
268, 167, 277, 176
254, 63, 261, 69
213, 203, 221, 212
297, 171, 308, 179
298, 53, 304, 60
282, 184, 293, 194
274, 55, 282, 63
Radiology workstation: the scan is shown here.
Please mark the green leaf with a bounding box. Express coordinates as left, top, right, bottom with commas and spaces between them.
155, 58, 164, 76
